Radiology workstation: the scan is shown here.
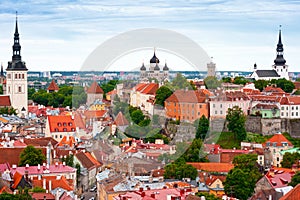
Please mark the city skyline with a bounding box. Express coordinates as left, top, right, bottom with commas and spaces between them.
0, 0, 300, 72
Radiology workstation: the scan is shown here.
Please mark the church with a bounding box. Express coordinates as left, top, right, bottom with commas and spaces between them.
1, 13, 28, 117
139, 50, 169, 83
250, 28, 289, 80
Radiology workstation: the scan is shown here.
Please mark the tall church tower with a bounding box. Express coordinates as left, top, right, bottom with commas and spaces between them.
272, 27, 289, 80
5, 13, 28, 116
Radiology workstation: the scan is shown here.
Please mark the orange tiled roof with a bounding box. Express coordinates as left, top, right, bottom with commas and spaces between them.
57, 136, 76, 147
47, 115, 76, 132
86, 81, 104, 94
47, 80, 59, 91
74, 113, 85, 129
0, 186, 12, 194
186, 162, 234, 173
12, 171, 23, 189
84, 110, 107, 120
32, 175, 73, 191
31, 193, 55, 200
107, 89, 117, 95
264, 86, 285, 94
263, 134, 293, 147
0, 95, 11, 107
166, 90, 207, 103
280, 183, 300, 200
134, 83, 159, 95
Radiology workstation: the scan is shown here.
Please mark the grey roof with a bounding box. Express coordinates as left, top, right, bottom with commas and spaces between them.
255, 70, 280, 77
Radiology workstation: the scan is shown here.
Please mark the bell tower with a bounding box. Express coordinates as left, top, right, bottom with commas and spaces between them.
5, 12, 28, 117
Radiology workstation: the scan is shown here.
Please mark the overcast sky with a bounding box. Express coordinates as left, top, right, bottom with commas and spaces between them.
0, 0, 300, 72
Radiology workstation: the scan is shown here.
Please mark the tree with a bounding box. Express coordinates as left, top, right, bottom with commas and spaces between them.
171, 73, 194, 90
195, 115, 209, 139
254, 80, 269, 91
196, 192, 221, 200
275, 78, 295, 93
281, 152, 300, 168
30, 187, 46, 193
164, 157, 198, 180
19, 145, 46, 166
233, 76, 250, 85
28, 88, 36, 100
0, 107, 17, 115
155, 86, 173, 106
224, 154, 262, 200
204, 76, 221, 89
289, 171, 300, 187
222, 77, 232, 83
181, 138, 208, 162
131, 109, 145, 125
62, 154, 74, 167
226, 106, 247, 141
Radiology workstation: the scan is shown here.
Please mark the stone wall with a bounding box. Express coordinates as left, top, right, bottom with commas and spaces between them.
261, 118, 281, 135
245, 116, 261, 134
210, 118, 227, 133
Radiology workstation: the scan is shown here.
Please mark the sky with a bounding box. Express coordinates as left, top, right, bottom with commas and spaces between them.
0, 0, 300, 72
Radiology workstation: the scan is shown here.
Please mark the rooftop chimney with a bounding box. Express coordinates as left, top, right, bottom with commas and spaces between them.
25, 164, 29, 169
38, 164, 41, 171
150, 193, 155, 198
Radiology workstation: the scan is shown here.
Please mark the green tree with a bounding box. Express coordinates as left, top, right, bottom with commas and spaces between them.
62, 154, 74, 167
195, 115, 209, 139
131, 109, 145, 125
181, 138, 208, 162
75, 163, 81, 184
233, 76, 250, 85
155, 86, 173, 106
204, 76, 221, 89
171, 73, 194, 90
19, 145, 46, 166
224, 154, 262, 200
254, 80, 269, 91
281, 152, 300, 168
226, 106, 247, 141
275, 78, 295, 93
289, 171, 300, 187
0, 107, 17, 115
222, 77, 232, 83
30, 187, 46, 193
164, 158, 198, 180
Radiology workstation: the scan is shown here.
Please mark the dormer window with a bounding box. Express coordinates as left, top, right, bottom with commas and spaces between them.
63, 122, 67, 127
266, 142, 270, 146
57, 123, 62, 127
273, 142, 277, 147
54, 128, 59, 132
69, 122, 73, 126
63, 128, 67, 132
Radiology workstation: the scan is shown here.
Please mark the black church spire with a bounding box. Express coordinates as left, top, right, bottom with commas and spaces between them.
7, 11, 27, 71
274, 26, 286, 66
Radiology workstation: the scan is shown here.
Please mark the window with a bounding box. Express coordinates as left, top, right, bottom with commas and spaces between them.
22, 74, 24, 79
198, 112, 200, 115
277, 157, 279, 162
286, 107, 288, 110
213, 104, 215, 108
296, 106, 299, 110
7, 74, 11, 79
63, 122, 67, 127
292, 112, 294, 116
281, 112, 284, 116
220, 111, 223, 115
266, 142, 270, 146
18, 74, 21, 79
71, 128, 75, 131
292, 106, 294, 110
60, 135, 62, 138
63, 128, 67, 132
55, 135, 58, 138
15, 74, 17, 79
192, 104, 194, 108
18, 86, 22, 93
199, 105, 202, 109
57, 123, 62, 127
54, 128, 59, 132
264, 113, 267, 117
8, 86, 10, 93
273, 142, 277, 147
286, 112, 288, 117
296, 112, 298, 116
281, 107, 284, 110
220, 104, 222, 108
215, 111, 217, 115
69, 122, 73, 126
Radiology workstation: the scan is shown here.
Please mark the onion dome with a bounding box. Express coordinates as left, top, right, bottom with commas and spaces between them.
150, 52, 160, 64
140, 63, 146, 71
154, 63, 160, 71
163, 62, 169, 71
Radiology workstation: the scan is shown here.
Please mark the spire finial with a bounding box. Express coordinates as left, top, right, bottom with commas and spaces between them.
16, 11, 18, 21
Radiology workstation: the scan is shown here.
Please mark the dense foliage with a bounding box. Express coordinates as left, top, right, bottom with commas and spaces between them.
164, 157, 198, 180
254, 78, 295, 93
0, 107, 17, 115
155, 86, 173, 106
281, 152, 300, 168
19, 145, 46, 166
180, 138, 208, 162
195, 115, 209, 139
30, 86, 87, 108
226, 106, 247, 141
204, 76, 221, 89
289, 171, 300, 187
0, 188, 32, 200
224, 154, 262, 200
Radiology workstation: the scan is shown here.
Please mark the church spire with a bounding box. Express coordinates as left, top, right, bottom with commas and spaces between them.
12, 11, 21, 62
0, 63, 3, 76
274, 25, 286, 66
7, 11, 27, 71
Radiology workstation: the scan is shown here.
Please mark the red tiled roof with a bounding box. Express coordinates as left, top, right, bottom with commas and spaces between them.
107, 89, 117, 95
253, 103, 279, 110
280, 183, 300, 200
47, 115, 76, 132
86, 81, 104, 94
165, 90, 207, 103
24, 137, 58, 147
47, 80, 59, 91
263, 133, 293, 147
134, 83, 159, 95
265, 167, 294, 188
31, 193, 55, 200
186, 162, 234, 173
264, 86, 285, 94
114, 112, 129, 126
75, 151, 100, 170
0, 95, 11, 107
32, 175, 73, 191
11, 164, 76, 175
294, 82, 300, 90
